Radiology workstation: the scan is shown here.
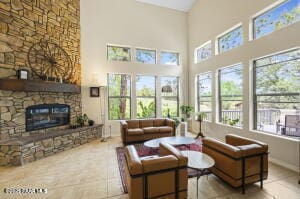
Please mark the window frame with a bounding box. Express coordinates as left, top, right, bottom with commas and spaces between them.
107, 73, 132, 120
194, 40, 212, 64
215, 23, 243, 55
107, 44, 131, 62
161, 76, 180, 117
136, 75, 157, 119
252, 48, 300, 135
218, 63, 243, 127
135, 48, 157, 64
197, 72, 213, 121
160, 50, 180, 66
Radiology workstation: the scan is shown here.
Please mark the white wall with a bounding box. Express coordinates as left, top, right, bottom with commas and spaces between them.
188, 0, 300, 171
80, 0, 188, 136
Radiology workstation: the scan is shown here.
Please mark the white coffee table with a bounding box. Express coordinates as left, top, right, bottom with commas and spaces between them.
181, 150, 215, 199
144, 136, 196, 148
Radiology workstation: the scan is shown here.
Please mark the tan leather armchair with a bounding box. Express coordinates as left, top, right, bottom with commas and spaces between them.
124, 142, 188, 199
202, 134, 268, 194
120, 118, 176, 145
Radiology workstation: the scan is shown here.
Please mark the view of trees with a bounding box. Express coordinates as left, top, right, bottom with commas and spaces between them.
218, 26, 243, 53
197, 72, 212, 121
136, 49, 156, 64
107, 46, 131, 61
196, 41, 212, 63
161, 51, 179, 66
161, 76, 179, 117
254, 0, 300, 39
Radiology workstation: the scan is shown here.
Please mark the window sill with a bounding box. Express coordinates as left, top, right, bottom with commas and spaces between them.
216, 122, 243, 130
251, 129, 300, 142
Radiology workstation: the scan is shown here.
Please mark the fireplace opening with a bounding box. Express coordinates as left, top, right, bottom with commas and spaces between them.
25, 104, 70, 131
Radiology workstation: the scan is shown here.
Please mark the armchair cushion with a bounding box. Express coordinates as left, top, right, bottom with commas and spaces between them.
143, 127, 159, 134
127, 120, 140, 129
127, 128, 143, 135
157, 126, 173, 134
139, 119, 154, 128
153, 119, 166, 127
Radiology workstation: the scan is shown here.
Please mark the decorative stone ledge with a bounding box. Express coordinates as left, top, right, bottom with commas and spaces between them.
0, 125, 103, 166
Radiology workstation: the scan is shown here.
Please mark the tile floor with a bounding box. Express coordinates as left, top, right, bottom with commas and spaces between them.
0, 137, 299, 199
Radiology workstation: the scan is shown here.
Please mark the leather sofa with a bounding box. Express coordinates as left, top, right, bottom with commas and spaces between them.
202, 134, 268, 194
124, 142, 188, 199
120, 118, 176, 145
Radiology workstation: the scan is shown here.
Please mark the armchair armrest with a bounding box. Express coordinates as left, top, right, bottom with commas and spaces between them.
120, 120, 128, 129
203, 137, 242, 159
120, 120, 128, 145
125, 145, 143, 175
141, 155, 178, 173
226, 134, 268, 151
159, 143, 187, 167
237, 144, 267, 157
166, 118, 176, 134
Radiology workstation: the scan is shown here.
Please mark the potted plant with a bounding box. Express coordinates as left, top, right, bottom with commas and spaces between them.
75, 114, 89, 126
88, 119, 95, 126
180, 105, 194, 121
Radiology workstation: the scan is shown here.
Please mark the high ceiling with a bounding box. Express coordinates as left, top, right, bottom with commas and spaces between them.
136, 0, 197, 12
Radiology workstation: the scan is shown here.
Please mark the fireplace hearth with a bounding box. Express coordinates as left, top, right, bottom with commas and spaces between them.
25, 104, 70, 131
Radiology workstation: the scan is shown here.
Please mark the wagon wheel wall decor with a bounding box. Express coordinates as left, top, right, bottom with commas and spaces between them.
27, 40, 74, 83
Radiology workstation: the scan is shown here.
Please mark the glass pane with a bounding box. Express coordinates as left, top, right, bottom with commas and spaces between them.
198, 72, 212, 121
108, 74, 131, 97
136, 49, 156, 64
162, 97, 178, 117
108, 98, 131, 120
107, 46, 131, 61
161, 51, 179, 66
137, 98, 156, 118
254, 0, 300, 39
254, 49, 300, 137
136, 75, 156, 96
218, 26, 243, 53
196, 42, 212, 63
219, 64, 243, 126
161, 76, 178, 97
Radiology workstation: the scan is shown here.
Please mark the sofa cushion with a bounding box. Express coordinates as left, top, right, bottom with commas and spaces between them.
127, 120, 140, 129
157, 126, 173, 134
127, 128, 143, 135
140, 119, 154, 128
153, 119, 166, 127
143, 127, 159, 134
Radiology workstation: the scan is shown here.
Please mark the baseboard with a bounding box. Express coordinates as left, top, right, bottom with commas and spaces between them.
269, 157, 299, 172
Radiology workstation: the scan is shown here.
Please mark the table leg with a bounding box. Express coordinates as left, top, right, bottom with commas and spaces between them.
196, 171, 201, 199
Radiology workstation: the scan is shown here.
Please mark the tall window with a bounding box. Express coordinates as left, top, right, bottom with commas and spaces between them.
161, 76, 179, 117
254, 0, 300, 39
107, 45, 131, 61
136, 75, 156, 118
136, 49, 156, 64
197, 72, 212, 121
195, 41, 212, 63
218, 25, 243, 54
254, 49, 300, 137
161, 51, 179, 66
219, 64, 243, 127
108, 74, 131, 120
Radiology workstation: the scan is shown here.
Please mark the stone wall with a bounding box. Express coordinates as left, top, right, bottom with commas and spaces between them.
0, 0, 81, 83
0, 90, 82, 140
0, 125, 103, 166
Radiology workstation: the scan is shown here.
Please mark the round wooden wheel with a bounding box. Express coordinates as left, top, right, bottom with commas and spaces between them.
28, 40, 73, 82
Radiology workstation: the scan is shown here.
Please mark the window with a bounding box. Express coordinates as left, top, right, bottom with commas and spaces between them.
218, 25, 243, 54
195, 41, 212, 63
161, 76, 179, 117
136, 75, 156, 118
107, 45, 131, 61
254, 49, 300, 137
254, 0, 300, 39
219, 64, 243, 127
161, 51, 179, 66
108, 74, 131, 120
197, 72, 212, 121
136, 49, 156, 64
